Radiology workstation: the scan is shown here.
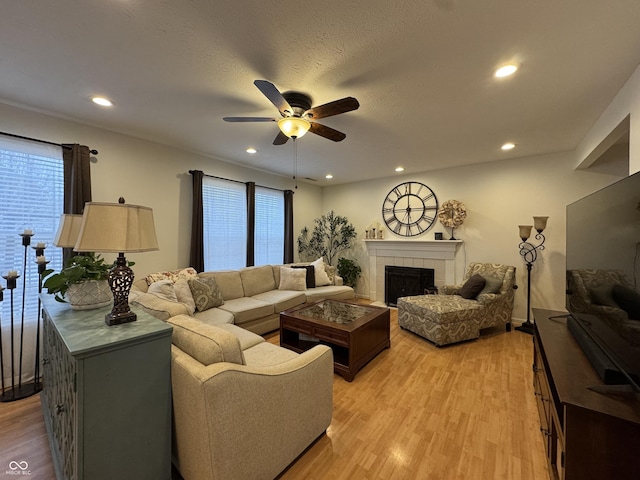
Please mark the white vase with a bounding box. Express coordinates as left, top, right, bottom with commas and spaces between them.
66, 280, 113, 310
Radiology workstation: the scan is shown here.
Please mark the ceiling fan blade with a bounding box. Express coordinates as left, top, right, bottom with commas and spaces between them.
223, 117, 277, 122
305, 97, 359, 120
273, 130, 289, 145
254, 80, 293, 116
309, 122, 347, 142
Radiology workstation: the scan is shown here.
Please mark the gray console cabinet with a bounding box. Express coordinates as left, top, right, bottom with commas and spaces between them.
41, 295, 173, 480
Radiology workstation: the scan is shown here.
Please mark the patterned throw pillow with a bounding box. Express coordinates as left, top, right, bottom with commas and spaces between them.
145, 267, 198, 286
188, 277, 225, 312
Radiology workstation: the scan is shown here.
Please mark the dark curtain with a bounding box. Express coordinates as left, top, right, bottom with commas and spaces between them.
189, 170, 205, 272
62, 144, 92, 264
284, 189, 294, 263
246, 182, 255, 267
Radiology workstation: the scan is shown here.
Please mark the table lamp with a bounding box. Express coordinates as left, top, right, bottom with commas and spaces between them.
74, 198, 159, 326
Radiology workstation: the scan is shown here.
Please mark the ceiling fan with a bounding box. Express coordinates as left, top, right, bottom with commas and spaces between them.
223, 80, 360, 145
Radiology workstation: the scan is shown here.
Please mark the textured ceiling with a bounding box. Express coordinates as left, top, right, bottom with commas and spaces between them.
2, 1, 640, 185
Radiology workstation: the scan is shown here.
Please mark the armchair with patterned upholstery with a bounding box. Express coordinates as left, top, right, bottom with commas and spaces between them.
397, 263, 516, 346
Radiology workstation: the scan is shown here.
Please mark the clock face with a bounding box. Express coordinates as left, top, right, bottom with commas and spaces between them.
382, 182, 438, 237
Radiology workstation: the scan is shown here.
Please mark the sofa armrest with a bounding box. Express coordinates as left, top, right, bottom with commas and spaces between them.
334, 274, 344, 286
441, 284, 461, 295
131, 292, 190, 321
171, 345, 333, 480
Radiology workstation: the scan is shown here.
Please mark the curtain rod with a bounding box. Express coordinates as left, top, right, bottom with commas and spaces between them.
0, 131, 98, 155
188, 170, 287, 193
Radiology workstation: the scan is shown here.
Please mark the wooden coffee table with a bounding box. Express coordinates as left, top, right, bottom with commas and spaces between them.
280, 300, 390, 381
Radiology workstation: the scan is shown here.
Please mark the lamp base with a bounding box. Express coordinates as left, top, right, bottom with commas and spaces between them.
105, 310, 137, 326
515, 321, 535, 335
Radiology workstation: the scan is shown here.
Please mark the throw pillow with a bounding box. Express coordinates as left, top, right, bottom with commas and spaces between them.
145, 267, 198, 286
479, 275, 503, 295
174, 279, 196, 315
311, 257, 332, 286
279, 267, 307, 291
458, 274, 486, 299
188, 276, 225, 312
589, 284, 618, 308
291, 265, 316, 288
147, 280, 178, 303
612, 284, 640, 320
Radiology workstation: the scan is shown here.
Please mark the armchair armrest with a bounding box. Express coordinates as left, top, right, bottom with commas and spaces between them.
441, 284, 461, 295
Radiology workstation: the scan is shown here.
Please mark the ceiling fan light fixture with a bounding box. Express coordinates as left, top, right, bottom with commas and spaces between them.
278, 117, 311, 139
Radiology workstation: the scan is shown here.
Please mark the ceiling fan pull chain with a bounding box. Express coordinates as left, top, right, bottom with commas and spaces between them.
293, 139, 298, 189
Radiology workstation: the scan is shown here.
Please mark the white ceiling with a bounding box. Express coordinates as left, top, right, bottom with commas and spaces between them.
2, 1, 640, 185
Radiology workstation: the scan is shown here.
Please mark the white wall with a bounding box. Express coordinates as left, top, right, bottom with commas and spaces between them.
321, 152, 622, 321
576, 63, 640, 175
0, 102, 323, 276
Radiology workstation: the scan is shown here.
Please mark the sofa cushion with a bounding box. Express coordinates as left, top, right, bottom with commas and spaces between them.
311, 257, 332, 286
193, 307, 235, 326
213, 323, 265, 350
188, 276, 225, 311
305, 285, 355, 303
279, 267, 307, 291
145, 267, 197, 286
217, 297, 275, 325
148, 280, 178, 302
240, 265, 277, 297
243, 342, 300, 367
199, 271, 244, 300
252, 289, 306, 312
291, 265, 316, 288
167, 315, 245, 366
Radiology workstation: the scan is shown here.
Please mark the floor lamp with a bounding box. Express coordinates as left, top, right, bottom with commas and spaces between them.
515, 216, 548, 335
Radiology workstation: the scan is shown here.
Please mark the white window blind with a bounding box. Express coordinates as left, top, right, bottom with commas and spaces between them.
0, 137, 63, 385
202, 176, 247, 270
254, 186, 284, 266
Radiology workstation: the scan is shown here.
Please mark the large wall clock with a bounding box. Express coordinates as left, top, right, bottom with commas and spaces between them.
382, 181, 439, 237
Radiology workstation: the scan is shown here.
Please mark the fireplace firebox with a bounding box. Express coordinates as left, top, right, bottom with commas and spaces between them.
384, 265, 436, 306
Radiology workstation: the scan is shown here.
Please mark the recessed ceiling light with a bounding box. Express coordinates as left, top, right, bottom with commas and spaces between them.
494, 64, 518, 78
395, 167, 404, 172
246, 148, 257, 154
501, 142, 516, 151
91, 96, 113, 107
325, 174, 333, 179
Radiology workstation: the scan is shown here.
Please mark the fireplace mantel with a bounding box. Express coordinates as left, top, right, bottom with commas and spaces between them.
364, 239, 464, 303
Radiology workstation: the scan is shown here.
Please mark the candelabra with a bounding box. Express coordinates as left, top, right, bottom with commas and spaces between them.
515, 216, 548, 335
0, 230, 46, 402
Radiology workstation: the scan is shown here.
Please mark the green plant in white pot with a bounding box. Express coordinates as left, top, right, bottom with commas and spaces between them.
43, 253, 126, 310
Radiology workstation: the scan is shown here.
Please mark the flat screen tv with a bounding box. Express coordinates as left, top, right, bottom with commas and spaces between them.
566, 170, 640, 391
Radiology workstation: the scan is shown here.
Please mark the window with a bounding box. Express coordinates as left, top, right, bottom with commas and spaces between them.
0, 137, 63, 385
254, 186, 284, 266
202, 176, 247, 270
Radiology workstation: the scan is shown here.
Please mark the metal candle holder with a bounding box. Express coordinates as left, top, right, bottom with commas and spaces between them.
0, 231, 45, 402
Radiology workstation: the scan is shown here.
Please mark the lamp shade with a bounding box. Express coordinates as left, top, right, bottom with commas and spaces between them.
74, 202, 159, 253
53, 214, 84, 248
278, 117, 311, 139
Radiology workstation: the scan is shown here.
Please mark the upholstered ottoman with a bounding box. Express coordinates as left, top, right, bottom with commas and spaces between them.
397, 295, 483, 346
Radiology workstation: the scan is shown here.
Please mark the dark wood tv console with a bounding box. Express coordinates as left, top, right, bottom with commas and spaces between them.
532, 309, 640, 480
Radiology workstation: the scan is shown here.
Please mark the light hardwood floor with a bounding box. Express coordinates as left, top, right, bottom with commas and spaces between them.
0, 308, 549, 480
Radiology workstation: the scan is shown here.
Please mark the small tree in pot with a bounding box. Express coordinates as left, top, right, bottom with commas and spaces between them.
337, 257, 362, 289
298, 211, 357, 265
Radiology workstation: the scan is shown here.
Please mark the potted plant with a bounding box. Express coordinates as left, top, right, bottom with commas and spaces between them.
337, 257, 362, 289
43, 253, 125, 310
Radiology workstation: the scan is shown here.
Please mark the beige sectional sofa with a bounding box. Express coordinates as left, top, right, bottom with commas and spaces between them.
131, 262, 355, 335
168, 315, 333, 480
